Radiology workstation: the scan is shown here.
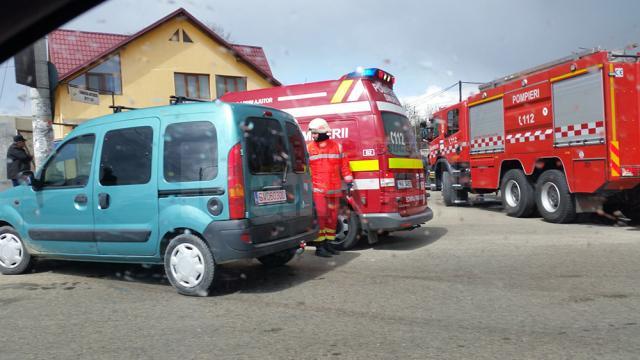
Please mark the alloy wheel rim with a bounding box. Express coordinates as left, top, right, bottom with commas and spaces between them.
333, 211, 350, 244
0, 233, 24, 269
170, 243, 205, 288
541, 182, 561, 213
505, 180, 521, 208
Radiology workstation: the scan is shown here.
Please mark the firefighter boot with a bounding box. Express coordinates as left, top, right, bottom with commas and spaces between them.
315, 243, 333, 258
324, 242, 340, 255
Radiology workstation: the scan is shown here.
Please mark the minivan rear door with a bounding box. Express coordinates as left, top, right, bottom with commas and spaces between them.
243, 117, 311, 243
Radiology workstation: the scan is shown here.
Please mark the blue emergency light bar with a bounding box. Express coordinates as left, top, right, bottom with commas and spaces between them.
345, 68, 396, 87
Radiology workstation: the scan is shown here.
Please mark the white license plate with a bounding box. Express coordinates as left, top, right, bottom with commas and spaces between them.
254, 190, 287, 205
397, 180, 413, 189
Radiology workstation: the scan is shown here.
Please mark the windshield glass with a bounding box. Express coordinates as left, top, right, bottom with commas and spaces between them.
382, 112, 418, 157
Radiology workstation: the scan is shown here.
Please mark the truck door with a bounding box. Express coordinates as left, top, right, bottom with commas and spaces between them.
93, 118, 160, 256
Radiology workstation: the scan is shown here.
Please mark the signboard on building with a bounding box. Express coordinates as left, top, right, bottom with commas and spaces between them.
69, 85, 99, 105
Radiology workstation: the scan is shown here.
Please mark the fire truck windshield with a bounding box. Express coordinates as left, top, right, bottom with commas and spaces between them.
382, 112, 418, 157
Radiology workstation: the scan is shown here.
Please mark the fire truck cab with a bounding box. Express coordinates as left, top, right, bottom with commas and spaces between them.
222, 68, 433, 248
428, 49, 640, 223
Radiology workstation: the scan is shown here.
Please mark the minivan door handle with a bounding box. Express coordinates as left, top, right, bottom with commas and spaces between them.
74, 194, 88, 205
98, 193, 110, 209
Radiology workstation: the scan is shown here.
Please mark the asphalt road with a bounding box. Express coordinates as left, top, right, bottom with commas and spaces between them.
1, 193, 640, 359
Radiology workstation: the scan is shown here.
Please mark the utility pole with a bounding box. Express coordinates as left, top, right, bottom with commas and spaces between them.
29, 38, 54, 169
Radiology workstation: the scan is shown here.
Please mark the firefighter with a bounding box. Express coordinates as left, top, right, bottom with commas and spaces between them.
307, 118, 353, 257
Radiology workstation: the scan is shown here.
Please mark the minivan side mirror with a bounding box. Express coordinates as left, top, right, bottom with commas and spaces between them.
18, 170, 42, 190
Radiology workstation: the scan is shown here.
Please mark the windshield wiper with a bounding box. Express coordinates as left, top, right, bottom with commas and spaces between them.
282, 161, 288, 185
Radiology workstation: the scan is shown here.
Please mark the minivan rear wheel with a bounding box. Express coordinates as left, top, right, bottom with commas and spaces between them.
164, 234, 216, 297
0, 226, 33, 275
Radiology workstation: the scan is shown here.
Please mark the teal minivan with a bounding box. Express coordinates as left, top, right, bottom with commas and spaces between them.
0, 101, 317, 296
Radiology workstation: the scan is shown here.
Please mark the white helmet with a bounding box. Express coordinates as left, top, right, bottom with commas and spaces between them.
308, 118, 331, 134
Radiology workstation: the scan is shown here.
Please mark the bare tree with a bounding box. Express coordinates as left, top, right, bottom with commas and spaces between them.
207, 22, 232, 42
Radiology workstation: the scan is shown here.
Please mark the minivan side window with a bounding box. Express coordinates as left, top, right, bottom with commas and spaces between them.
285, 122, 306, 173
164, 121, 218, 182
245, 117, 287, 174
41, 134, 95, 188
99, 126, 153, 186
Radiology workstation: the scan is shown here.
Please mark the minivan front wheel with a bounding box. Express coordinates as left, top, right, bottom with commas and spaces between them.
164, 234, 216, 296
0, 226, 33, 275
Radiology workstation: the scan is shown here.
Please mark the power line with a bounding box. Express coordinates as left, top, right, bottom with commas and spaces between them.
417, 81, 459, 102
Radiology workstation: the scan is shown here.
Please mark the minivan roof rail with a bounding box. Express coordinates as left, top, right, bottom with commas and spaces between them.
169, 95, 209, 105
109, 105, 138, 113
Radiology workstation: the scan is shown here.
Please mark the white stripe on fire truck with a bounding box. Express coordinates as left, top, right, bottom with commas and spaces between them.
278, 92, 327, 101
346, 80, 365, 102
376, 101, 407, 116
354, 178, 380, 190
282, 101, 371, 118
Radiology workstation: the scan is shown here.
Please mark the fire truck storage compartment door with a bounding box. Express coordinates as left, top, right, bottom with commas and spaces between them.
469, 99, 505, 154
552, 69, 605, 146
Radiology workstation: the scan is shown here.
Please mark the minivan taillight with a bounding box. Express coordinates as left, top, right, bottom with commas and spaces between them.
228, 143, 245, 219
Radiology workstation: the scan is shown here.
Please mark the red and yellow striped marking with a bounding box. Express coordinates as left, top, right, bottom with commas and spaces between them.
610, 141, 621, 177
330, 80, 354, 103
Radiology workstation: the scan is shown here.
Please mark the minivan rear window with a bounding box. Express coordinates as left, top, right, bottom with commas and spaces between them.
244, 117, 287, 174
163, 121, 218, 182
285, 122, 306, 173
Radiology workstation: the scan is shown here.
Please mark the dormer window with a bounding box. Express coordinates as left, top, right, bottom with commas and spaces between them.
168, 29, 193, 43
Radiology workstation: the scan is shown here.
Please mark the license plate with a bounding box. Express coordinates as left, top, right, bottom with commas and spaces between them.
397, 180, 413, 189
254, 190, 287, 205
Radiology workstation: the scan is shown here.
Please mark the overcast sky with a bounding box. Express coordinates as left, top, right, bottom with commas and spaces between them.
3, 0, 640, 115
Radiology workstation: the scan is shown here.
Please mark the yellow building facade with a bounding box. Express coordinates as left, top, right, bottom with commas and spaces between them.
50, 9, 278, 138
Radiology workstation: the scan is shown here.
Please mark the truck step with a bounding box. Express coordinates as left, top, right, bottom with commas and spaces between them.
452, 184, 464, 190
454, 200, 469, 204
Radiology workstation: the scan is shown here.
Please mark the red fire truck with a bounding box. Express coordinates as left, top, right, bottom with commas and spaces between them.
427, 49, 640, 223
222, 68, 433, 248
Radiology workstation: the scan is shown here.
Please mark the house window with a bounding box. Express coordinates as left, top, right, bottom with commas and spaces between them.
68, 54, 122, 94
182, 30, 193, 43
215, 75, 247, 97
174, 73, 210, 99
169, 30, 180, 42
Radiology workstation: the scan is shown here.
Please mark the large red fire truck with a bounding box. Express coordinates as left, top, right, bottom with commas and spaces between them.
427, 49, 640, 223
222, 68, 433, 248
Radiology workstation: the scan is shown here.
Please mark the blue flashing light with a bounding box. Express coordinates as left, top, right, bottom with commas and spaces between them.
361, 68, 378, 77
345, 68, 395, 87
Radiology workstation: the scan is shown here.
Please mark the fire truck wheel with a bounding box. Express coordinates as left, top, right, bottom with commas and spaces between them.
500, 169, 536, 218
535, 170, 576, 223
442, 171, 454, 206
331, 208, 360, 250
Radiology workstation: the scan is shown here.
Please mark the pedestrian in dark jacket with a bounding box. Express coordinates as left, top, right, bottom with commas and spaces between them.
6, 135, 32, 186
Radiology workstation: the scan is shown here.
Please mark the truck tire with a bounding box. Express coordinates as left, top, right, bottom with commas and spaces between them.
331, 207, 361, 250
0, 226, 34, 275
442, 171, 454, 206
535, 170, 576, 223
501, 169, 536, 218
